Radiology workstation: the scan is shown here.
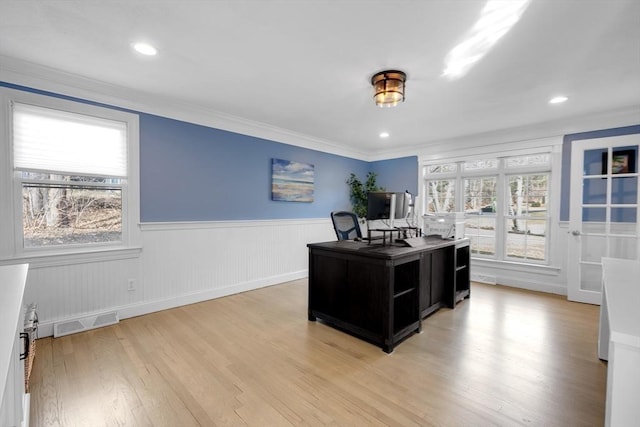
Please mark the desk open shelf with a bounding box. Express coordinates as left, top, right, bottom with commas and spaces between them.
455, 241, 471, 303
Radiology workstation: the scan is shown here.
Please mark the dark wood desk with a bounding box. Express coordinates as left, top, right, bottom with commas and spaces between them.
307, 237, 470, 353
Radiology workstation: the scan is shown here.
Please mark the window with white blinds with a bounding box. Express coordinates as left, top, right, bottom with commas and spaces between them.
12, 103, 127, 177
0, 89, 140, 255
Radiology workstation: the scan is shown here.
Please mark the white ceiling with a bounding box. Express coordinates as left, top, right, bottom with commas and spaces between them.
1, 0, 639, 159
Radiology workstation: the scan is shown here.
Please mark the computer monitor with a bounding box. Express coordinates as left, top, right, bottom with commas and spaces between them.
366, 192, 396, 221
394, 191, 412, 220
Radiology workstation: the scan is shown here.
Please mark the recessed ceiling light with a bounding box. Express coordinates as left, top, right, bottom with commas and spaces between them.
132, 42, 157, 56
379, 132, 390, 138
549, 95, 568, 104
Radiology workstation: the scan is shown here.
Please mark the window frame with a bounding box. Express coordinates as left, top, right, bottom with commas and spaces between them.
422, 150, 553, 266
463, 174, 499, 258
0, 88, 140, 261
503, 171, 551, 263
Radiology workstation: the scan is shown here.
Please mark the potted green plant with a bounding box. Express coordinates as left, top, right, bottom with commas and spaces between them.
346, 172, 384, 220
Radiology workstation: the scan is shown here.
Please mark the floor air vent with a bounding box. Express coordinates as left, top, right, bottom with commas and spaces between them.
471, 273, 497, 285
53, 311, 119, 337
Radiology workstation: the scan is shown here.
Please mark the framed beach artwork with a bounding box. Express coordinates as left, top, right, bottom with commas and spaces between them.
271, 158, 314, 202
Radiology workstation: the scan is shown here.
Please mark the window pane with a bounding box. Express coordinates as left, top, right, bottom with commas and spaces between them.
505, 154, 550, 168
508, 174, 548, 216
22, 185, 122, 247
427, 163, 457, 174
505, 218, 547, 261
425, 180, 455, 213
463, 159, 498, 171
20, 171, 123, 184
464, 216, 496, 256
464, 176, 497, 214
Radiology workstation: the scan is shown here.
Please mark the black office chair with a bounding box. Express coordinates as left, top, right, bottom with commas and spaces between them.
331, 211, 362, 241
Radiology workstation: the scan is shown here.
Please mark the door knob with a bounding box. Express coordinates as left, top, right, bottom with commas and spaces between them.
571, 230, 581, 236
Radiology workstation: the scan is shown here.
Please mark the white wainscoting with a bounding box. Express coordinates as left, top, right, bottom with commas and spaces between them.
23, 217, 573, 337
27, 218, 335, 337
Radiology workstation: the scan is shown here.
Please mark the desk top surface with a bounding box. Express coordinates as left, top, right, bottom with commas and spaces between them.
308, 236, 468, 259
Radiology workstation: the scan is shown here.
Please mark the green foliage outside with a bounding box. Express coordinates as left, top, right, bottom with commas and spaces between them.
346, 172, 384, 219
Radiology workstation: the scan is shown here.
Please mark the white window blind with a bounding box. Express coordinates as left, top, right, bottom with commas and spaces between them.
13, 102, 127, 177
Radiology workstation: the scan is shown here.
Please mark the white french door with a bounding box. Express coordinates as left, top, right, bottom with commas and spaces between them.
568, 134, 640, 304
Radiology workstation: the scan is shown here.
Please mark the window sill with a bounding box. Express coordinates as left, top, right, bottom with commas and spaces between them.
0, 246, 142, 269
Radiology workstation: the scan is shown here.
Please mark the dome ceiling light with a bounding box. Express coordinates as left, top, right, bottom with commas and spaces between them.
371, 70, 407, 108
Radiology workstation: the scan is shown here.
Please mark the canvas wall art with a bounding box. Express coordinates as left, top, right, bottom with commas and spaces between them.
271, 158, 314, 202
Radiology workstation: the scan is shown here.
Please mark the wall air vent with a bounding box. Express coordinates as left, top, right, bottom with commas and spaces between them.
53, 311, 119, 337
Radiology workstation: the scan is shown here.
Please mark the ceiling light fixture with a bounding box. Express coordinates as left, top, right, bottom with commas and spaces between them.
132, 42, 157, 56
379, 132, 390, 138
371, 70, 407, 108
549, 95, 568, 104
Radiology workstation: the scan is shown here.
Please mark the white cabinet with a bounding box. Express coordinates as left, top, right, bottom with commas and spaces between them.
600, 258, 640, 427
0, 264, 29, 427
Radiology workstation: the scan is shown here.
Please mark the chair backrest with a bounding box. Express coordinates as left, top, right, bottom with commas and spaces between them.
331, 211, 362, 240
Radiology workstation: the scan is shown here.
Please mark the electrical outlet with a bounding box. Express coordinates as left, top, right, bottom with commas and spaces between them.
127, 279, 136, 291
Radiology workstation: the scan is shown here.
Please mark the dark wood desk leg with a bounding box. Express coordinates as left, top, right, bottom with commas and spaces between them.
383, 344, 393, 354
308, 310, 316, 321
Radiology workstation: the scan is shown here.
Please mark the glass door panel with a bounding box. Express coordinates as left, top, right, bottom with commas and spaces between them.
582, 207, 606, 222
582, 178, 606, 204
581, 235, 607, 263
583, 148, 607, 176
611, 221, 638, 236
611, 207, 637, 223
611, 177, 638, 204
580, 264, 603, 292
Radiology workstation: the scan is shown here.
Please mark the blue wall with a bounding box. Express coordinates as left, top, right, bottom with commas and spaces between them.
560, 125, 640, 221
371, 156, 419, 197
139, 113, 371, 221
2, 82, 419, 221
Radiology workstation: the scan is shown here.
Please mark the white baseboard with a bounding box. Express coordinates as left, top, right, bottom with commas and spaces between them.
37, 269, 308, 338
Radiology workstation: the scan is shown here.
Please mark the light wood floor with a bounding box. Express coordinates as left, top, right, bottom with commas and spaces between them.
29, 281, 606, 426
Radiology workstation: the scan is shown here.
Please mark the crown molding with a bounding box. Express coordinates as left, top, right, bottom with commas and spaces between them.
2, 55, 637, 164
370, 105, 640, 161
0, 55, 370, 161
